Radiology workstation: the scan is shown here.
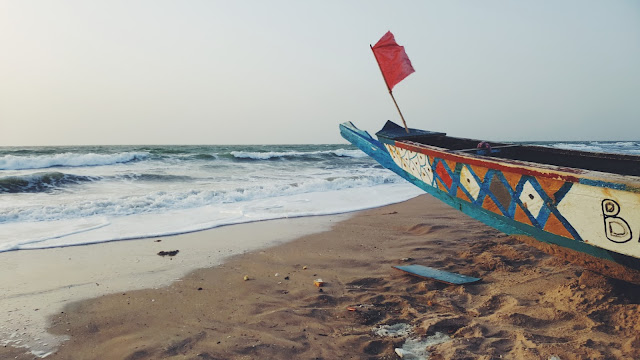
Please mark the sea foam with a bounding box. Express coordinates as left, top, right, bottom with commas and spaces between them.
0, 183, 423, 252
1, 171, 402, 223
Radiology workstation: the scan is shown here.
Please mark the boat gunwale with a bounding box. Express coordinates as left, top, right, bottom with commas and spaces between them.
390, 139, 640, 190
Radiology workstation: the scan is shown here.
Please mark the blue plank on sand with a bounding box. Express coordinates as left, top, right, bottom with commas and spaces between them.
393, 265, 481, 285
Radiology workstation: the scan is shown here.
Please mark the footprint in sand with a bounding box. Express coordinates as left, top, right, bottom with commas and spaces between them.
406, 223, 447, 236
473, 294, 519, 317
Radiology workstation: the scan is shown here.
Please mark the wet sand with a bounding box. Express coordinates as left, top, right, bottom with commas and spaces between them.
5, 195, 640, 359
0, 215, 348, 358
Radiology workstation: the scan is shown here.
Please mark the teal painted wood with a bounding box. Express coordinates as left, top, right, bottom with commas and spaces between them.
339, 122, 402, 173
393, 265, 481, 284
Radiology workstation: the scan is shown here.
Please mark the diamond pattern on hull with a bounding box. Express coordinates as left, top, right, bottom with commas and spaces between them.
388, 144, 580, 241
519, 180, 544, 218
460, 165, 481, 200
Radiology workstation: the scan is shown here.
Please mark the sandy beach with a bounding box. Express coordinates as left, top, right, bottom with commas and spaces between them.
4, 194, 640, 359
0, 215, 349, 358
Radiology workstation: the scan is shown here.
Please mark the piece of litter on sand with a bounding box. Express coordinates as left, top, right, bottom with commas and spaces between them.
394, 333, 451, 360
395, 348, 409, 358
157, 250, 179, 257
393, 264, 481, 285
374, 323, 412, 337
314, 278, 324, 287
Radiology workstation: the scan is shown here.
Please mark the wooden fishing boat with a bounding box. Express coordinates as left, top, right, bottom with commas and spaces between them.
340, 120, 640, 282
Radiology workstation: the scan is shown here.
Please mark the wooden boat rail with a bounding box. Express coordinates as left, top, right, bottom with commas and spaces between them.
452, 144, 522, 155
401, 137, 640, 178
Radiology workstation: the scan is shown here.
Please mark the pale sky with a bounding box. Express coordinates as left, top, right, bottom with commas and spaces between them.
1, 1, 639, 146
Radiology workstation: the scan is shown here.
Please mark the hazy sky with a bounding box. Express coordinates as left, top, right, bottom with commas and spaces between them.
1, 1, 639, 146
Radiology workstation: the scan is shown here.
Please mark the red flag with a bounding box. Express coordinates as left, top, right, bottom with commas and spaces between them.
371, 31, 415, 91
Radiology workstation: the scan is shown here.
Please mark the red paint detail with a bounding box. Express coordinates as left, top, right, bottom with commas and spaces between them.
436, 162, 452, 189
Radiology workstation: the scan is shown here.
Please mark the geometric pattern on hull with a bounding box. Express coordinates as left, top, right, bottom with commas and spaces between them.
385, 143, 581, 241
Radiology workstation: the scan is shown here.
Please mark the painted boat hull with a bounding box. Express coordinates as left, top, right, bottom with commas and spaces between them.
340, 120, 640, 281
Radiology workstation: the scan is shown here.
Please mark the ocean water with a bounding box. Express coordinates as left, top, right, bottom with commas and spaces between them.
0, 144, 423, 252
1, 141, 639, 253
526, 140, 640, 156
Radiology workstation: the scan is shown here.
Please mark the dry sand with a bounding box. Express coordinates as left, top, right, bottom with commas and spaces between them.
4, 195, 640, 359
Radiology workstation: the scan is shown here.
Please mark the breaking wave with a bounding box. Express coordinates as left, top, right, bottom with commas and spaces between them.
0, 172, 97, 193
229, 149, 367, 160
1, 171, 401, 223
0, 152, 149, 170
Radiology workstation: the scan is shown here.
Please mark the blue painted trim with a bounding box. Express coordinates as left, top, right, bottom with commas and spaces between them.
579, 178, 627, 190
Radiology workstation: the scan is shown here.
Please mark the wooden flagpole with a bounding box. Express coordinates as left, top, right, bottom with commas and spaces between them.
371, 45, 410, 134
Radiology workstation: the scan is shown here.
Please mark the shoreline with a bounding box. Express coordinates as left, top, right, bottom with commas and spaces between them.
4, 194, 640, 359
0, 213, 351, 358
